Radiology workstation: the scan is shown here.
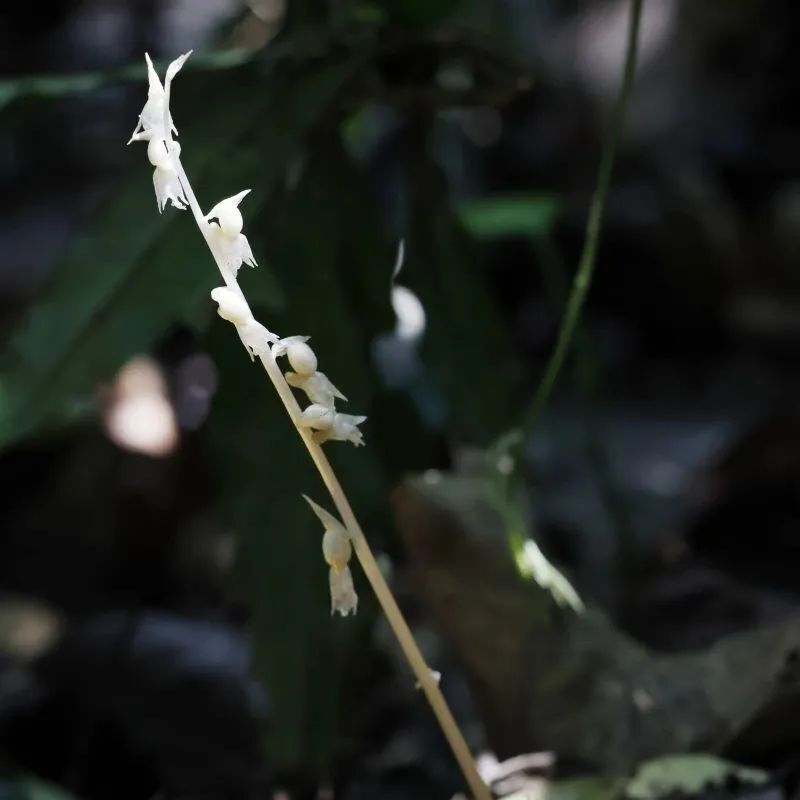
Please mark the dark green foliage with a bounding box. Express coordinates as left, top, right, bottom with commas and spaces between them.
0, 3, 524, 775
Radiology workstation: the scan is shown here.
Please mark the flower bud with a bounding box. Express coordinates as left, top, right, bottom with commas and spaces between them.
271, 335, 310, 359
205, 190, 250, 240
298, 403, 334, 431
322, 527, 352, 572
286, 340, 317, 376
147, 138, 169, 167
217, 204, 243, 239
210, 287, 252, 326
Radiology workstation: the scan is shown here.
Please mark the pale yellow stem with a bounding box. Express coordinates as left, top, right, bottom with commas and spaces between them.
173, 157, 491, 800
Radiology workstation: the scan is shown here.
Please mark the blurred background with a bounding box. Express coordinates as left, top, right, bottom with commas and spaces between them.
1, 1, 800, 799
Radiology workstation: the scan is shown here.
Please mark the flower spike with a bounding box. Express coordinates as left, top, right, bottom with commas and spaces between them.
128, 50, 490, 796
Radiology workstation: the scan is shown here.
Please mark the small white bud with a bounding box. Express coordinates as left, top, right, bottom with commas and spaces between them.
271, 335, 310, 359
298, 403, 335, 431
329, 566, 358, 617
286, 340, 317, 376
217, 204, 243, 239
210, 287, 253, 326
147, 138, 169, 167
205, 190, 250, 232
322, 527, 352, 572
415, 669, 442, 690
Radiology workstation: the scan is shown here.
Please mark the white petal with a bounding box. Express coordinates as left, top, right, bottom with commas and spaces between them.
145, 52, 163, 97
298, 403, 335, 430
329, 413, 367, 446
153, 164, 187, 212
286, 372, 346, 409
311, 372, 347, 404
237, 233, 257, 268
206, 190, 252, 222
162, 51, 191, 137
314, 413, 366, 446
165, 51, 192, 86
329, 566, 358, 617
239, 320, 276, 360
207, 229, 257, 275
129, 53, 167, 144
302, 494, 348, 536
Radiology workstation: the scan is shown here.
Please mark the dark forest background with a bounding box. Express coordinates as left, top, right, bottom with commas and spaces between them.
1, 1, 800, 799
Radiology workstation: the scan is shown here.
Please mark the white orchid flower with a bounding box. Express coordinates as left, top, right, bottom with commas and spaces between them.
148, 139, 187, 212
329, 566, 358, 617
313, 412, 367, 447
273, 337, 317, 375
285, 371, 347, 409
210, 286, 277, 361
129, 52, 191, 212
297, 403, 335, 431
205, 190, 257, 275
303, 496, 358, 617
128, 52, 189, 144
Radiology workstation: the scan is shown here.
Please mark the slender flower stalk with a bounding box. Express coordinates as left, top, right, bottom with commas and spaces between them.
129, 54, 490, 800
513, 0, 644, 455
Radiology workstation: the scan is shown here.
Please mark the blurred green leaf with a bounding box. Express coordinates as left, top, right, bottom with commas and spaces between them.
373, 0, 461, 27
459, 193, 561, 240
407, 151, 517, 441
0, 778, 77, 800
548, 777, 622, 800
0, 59, 362, 447
0, 49, 256, 112
627, 755, 768, 800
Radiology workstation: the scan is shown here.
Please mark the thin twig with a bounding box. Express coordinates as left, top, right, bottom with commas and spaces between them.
513, 0, 644, 454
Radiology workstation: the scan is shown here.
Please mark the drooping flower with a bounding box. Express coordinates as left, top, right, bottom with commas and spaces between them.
277, 338, 317, 375
329, 567, 358, 617
297, 403, 335, 431
238, 321, 275, 360
210, 286, 277, 361
149, 139, 187, 212
129, 52, 191, 212
303, 495, 358, 617
205, 190, 257, 275
313, 412, 367, 447
285, 371, 347, 409
273, 336, 347, 409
